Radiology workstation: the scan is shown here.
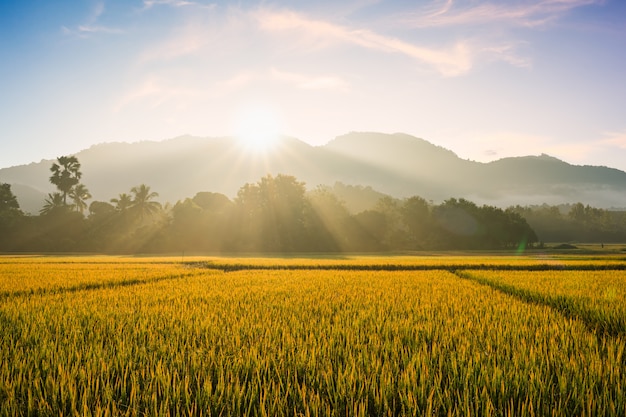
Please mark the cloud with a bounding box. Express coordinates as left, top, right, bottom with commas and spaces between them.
480, 42, 532, 68
138, 25, 208, 63
380, 0, 604, 72
137, 6, 533, 77
62, 1, 124, 37
141, 0, 216, 11
404, 0, 604, 28
255, 9, 473, 76
62, 24, 125, 37
114, 76, 199, 112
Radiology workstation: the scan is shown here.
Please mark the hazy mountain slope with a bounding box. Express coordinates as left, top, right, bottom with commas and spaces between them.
2, 132, 626, 213
322, 132, 478, 198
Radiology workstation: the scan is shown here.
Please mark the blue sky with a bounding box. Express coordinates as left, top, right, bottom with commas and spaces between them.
1, 0, 625, 171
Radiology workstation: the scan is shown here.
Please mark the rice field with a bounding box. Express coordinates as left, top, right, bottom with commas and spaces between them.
459, 269, 626, 336
0, 255, 625, 416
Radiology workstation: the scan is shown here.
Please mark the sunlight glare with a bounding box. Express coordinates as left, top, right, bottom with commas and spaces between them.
233, 105, 282, 152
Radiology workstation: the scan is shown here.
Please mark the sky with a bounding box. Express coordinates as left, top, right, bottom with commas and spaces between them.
1, 0, 625, 171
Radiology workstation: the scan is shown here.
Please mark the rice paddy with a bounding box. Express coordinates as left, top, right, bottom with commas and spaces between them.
0, 255, 624, 416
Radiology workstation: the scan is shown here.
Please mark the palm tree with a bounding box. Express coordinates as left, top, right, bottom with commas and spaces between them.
69, 184, 92, 214
130, 184, 161, 220
40, 192, 65, 215
110, 193, 133, 211
49, 156, 82, 205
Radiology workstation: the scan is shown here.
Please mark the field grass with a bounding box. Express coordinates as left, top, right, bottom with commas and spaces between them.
459, 269, 626, 336
0, 254, 625, 416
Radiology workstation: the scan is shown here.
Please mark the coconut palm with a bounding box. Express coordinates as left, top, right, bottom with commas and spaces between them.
49, 156, 82, 205
130, 184, 161, 220
40, 192, 65, 215
69, 184, 92, 214
110, 193, 133, 211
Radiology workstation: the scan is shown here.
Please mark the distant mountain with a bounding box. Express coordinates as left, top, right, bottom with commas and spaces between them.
2, 132, 626, 214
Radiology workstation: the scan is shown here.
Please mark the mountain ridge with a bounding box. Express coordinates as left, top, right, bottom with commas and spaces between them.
2, 132, 626, 214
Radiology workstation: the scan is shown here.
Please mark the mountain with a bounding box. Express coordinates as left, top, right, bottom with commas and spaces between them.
2, 132, 626, 214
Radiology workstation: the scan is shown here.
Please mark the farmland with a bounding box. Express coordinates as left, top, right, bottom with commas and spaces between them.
0, 255, 625, 416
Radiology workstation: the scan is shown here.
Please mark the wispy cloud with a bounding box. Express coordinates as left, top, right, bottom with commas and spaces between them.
114, 76, 199, 112
62, 1, 124, 37
141, 0, 216, 11
404, 0, 604, 28
138, 24, 209, 63
62, 25, 125, 36
480, 42, 532, 68
256, 9, 473, 76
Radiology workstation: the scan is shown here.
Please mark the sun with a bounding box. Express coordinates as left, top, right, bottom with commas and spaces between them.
233, 105, 283, 152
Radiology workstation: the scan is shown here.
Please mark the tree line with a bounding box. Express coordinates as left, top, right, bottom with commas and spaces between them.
5, 155, 622, 253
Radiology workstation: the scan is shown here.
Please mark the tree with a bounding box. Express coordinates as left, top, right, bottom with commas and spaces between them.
192, 192, 232, 212
306, 186, 352, 250
431, 198, 483, 249
169, 198, 205, 249
110, 193, 133, 211
402, 196, 431, 248
234, 174, 309, 251
0, 182, 24, 249
40, 192, 66, 215
0, 182, 21, 214
49, 156, 82, 205
69, 183, 92, 214
129, 184, 161, 220
351, 210, 387, 251
375, 196, 406, 248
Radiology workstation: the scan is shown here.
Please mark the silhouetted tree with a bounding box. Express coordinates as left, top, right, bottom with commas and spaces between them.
306, 186, 352, 250
192, 192, 232, 212
40, 192, 66, 216
49, 156, 82, 205
69, 183, 92, 214
431, 198, 482, 249
0, 171, 555, 252
375, 196, 407, 248
0, 182, 21, 214
111, 193, 133, 211
169, 198, 205, 250
351, 210, 387, 251
129, 184, 161, 220
234, 174, 309, 251
0, 182, 24, 249
89, 201, 116, 218
402, 196, 431, 248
